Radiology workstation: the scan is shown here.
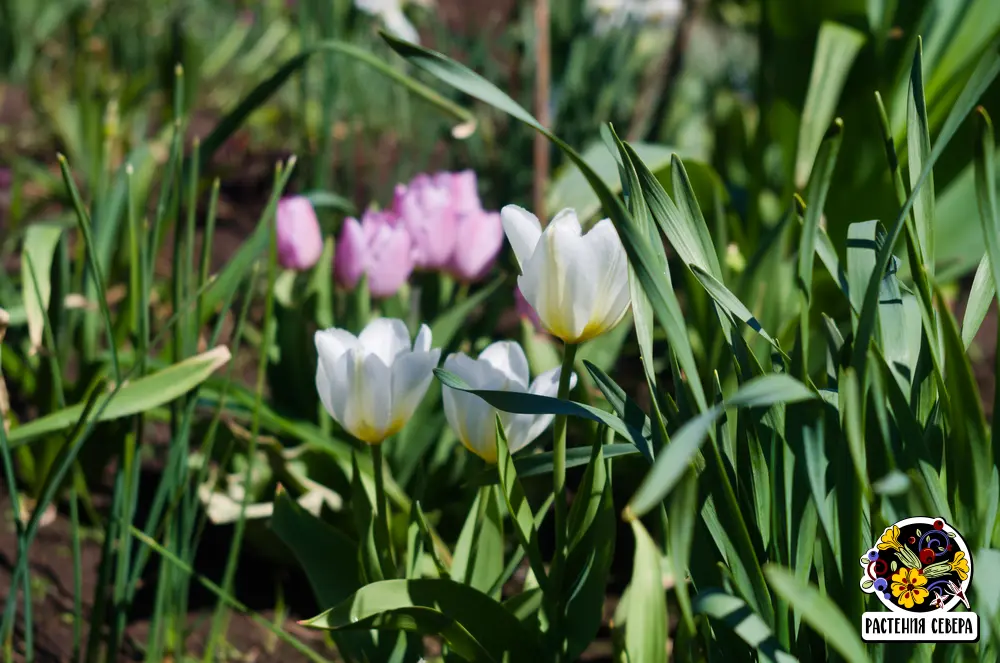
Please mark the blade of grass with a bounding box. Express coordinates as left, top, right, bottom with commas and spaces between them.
206, 158, 287, 655
58, 154, 121, 382
852, 43, 1000, 377
974, 107, 1000, 467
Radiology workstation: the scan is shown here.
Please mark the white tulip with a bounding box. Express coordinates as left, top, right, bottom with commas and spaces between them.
315, 318, 441, 444
501, 206, 631, 344
442, 340, 578, 464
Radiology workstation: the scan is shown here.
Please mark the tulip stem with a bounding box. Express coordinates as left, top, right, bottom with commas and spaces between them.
371, 443, 394, 577
550, 341, 578, 643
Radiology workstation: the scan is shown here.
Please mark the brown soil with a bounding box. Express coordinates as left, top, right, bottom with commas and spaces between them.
0, 496, 332, 663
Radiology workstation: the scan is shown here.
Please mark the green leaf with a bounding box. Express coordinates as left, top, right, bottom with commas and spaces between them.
765, 566, 869, 663
798, 120, 844, 308
939, 286, 992, 527
8, 347, 231, 447
495, 418, 548, 589
624, 520, 668, 663
271, 487, 360, 607
627, 407, 720, 520
562, 441, 615, 662
583, 360, 653, 461
961, 254, 994, 348
469, 443, 640, 485
20, 222, 63, 351
689, 264, 781, 353
839, 368, 871, 497
975, 108, 1000, 465
794, 23, 865, 188
668, 468, 698, 634
693, 589, 798, 663
670, 155, 724, 280
450, 489, 483, 586
548, 140, 676, 223
301, 190, 356, 215
434, 368, 649, 454
611, 127, 658, 393
907, 39, 935, 272
300, 578, 545, 661
853, 41, 1000, 373
628, 374, 815, 518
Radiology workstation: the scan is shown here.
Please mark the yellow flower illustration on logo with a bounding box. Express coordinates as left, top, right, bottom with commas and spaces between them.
950, 551, 970, 581
878, 525, 902, 551
891, 567, 929, 609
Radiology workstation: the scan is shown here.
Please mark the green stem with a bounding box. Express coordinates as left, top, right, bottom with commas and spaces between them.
552, 342, 578, 553
549, 341, 578, 659
371, 443, 394, 578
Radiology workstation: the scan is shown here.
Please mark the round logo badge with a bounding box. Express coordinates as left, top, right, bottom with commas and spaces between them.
859, 516, 972, 614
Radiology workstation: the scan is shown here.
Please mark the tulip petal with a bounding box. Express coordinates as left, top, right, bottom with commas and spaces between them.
357, 353, 394, 442
335, 217, 367, 288
413, 323, 433, 353
501, 205, 542, 271
583, 218, 631, 336
451, 210, 503, 281
442, 353, 498, 462
521, 210, 596, 342
315, 329, 361, 424
477, 340, 530, 390
359, 318, 412, 364
391, 347, 441, 429
365, 221, 415, 298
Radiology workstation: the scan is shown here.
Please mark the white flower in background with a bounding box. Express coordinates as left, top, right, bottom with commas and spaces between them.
501, 206, 630, 344
355, 0, 425, 44
315, 318, 441, 444
442, 341, 578, 464
587, 0, 684, 33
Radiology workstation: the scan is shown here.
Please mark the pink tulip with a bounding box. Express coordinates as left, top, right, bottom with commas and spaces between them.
448, 209, 503, 282
450, 170, 481, 216
276, 196, 323, 271
515, 287, 543, 332
335, 208, 414, 298
393, 173, 458, 269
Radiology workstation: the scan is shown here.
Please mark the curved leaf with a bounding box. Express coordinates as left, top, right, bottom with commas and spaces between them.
8, 347, 231, 447
765, 566, 869, 663
300, 578, 545, 661
693, 589, 798, 663
434, 368, 649, 453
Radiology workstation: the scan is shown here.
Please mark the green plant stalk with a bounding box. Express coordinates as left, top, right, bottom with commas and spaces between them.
372, 441, 397, 579
109, 161, 146, 656
58, 154, 121, 383
549, 341, 578, 657
195, 179, 221, 334
206, 161, 287, 655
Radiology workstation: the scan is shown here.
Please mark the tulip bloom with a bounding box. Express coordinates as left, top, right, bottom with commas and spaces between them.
501, 206, 630, 344
315, 318, 441, 444
276, 196, 324, 270
447, 208, 503, 282
335, 208, 414, 298
442, 341, 577, 464
393, 173, 459, 269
